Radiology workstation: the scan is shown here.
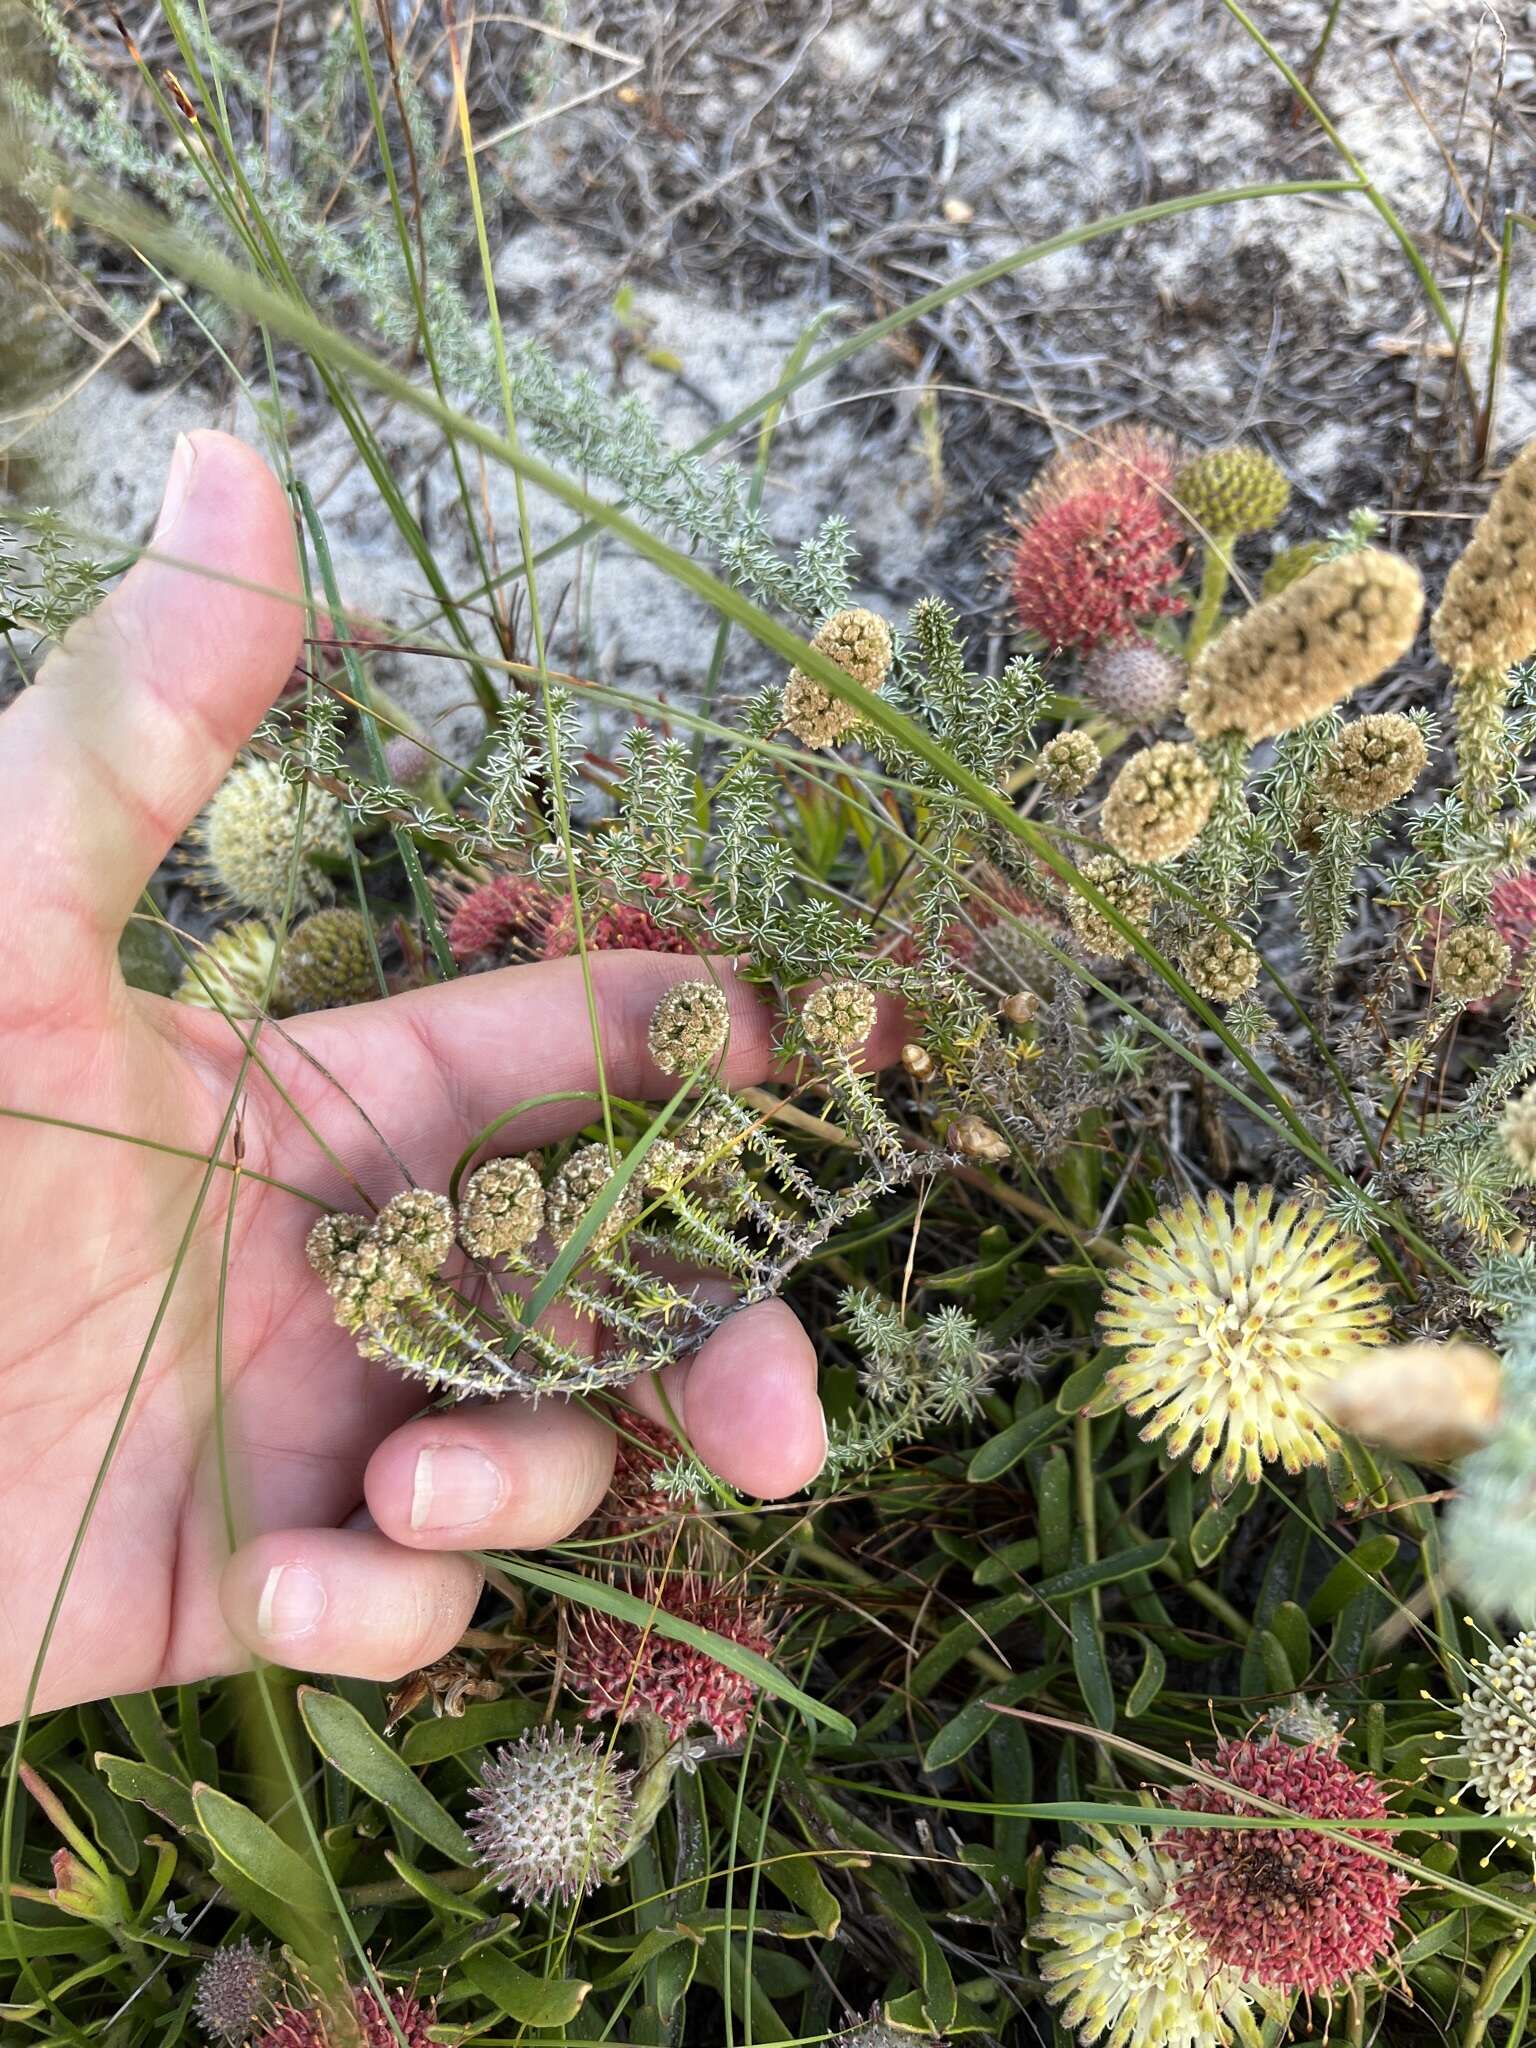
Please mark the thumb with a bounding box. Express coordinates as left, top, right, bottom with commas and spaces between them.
0, 430, 303, 993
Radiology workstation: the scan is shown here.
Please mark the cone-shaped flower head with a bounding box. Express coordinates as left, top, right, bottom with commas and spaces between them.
1178, 927, 1260, 1004
196, 760, 351, 919
647, 981, 731, 1076
1169, 1738, 1407, 1993
467, 1727, 634, 1905
1067, 854, 1154, 960
546, 1143, 639, 1253
1008, 485, 1186, 655
1176, 445, 1290, 536
1431, 440, 1536, 672
1458, 1632, 1536, 1823
458, 1156, 545, 1261
1100, 742, 1218, 865
1078, 640, 1187, 727
1038, 1828, 1264, 2048
194, 1936, 276, 2043
1435, 923, 1513, 1004
1039, 730, 1101, 798
175, 922, 278, 1018
276, 908, 378, 1014
782, 607, 893, 748
254, 1988, 435, 2048
1095, 1185, 1388, 1491
1183, 549, 1423, 741
802, 980, 878, 1054
1316, 713, 1428, 817
446, 872, 556, 967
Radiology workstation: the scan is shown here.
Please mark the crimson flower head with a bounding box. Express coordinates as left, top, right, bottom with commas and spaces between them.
1008, 483, 1187, 654
1492, 869, 1536, 981
1170, 1738, 1407, 1994
445, 872, 556, 966
254, 1986, 434, 2048
541, 893, 696, 960
566, 1572, 779, 1744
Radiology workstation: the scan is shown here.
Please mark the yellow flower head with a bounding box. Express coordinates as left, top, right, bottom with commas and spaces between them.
1094, 1185, 1389, 1491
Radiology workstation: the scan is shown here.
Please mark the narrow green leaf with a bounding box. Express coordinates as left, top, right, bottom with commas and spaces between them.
1071, 1600, 1116, 1732
1126, 1639, 1167, 1719
967, 1404, 1063, 1483
382, 1852, 487, 1922
93, 1754, 197, 1837
298, 1688, 472, 1866
1307, 1533, 1399, 1623
190, 1784, 335, 1919
1270, 1600, 1312, 1679
462, 1950, 589, 2025
1059, 1350, 1114, 1414
399, 1699, 541, 1764
1189, 1481, 1258, 1569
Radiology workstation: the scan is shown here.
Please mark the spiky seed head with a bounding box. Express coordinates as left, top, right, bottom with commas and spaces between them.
1169, 1739, 1408, 1992
305, 1211, 371, 1282
545, 1143, 638, 1252
1038, 730, 1101, 798
1431, 440, 1536, 672
1067, 854, 1154, 959
458, 1156, 545, 1260
1262, 538, 1330, 598
372, 1190, 456, 1274
1318, 1341, 1502, 1463
900, 1042, 936, 1081
566, 1572, 779, 1741
175, 922, 278, 1018
835, 2022, 950, 2048
1178, 927, 1260, 1004
467, 1727, 634, 1905
1038, 1829, 1264, 2048
276, 909, 378, 1014
1501, 1085, 1536, 1181
1317, 713, 1428, 816
253, 1987, 435, 2048
1458, 1632, 1536, 1823
1096, 1185, 1389, 1492
801, 980, 878, 1054
1100, 742, 1217, 865
781, 607, 893, 748
1077, 639, 1187, 727
194, 1936, 276, 2043
196, 760, 351, 919
1176, 444, 1290, 536
1263, 1695, 1342, 1749
1436, 923, 1513, 1004
1018, 424, 1183, 519
1006, 470, 1188, 655
1183, 548, 1424, 741
950, 1115, 1010, 1164
647, 981, 731, 1076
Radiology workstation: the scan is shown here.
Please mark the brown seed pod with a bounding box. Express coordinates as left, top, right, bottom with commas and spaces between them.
950, 1115, 1010, 1164
900, 1042, 936, 1082
1316, 1342, 1502, 1463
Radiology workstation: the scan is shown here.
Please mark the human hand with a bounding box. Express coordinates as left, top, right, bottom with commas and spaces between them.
0, 430, 897, 1721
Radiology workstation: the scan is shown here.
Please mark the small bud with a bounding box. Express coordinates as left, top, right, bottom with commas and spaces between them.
1038, 730, 1100, 799
1000, 990, 1040, 1028
950, 1114, 1010, 1164
901, 1042, 936, 1081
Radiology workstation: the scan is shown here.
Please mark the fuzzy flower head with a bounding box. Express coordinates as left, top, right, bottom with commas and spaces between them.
1039, 730, 1101, 798
195, 760, 351, 919
1316, 713, 1427, 817
1078, 640, 1187, 728
1020, 425, 1182, 517
1038, 1829, 1264, 2048
647, 981, 731, 1076
1264, 1695, 1342, 1749
1458, 1633, 1536, 1823
1183, 549, 1424, 742
1431, 439, 1536, 673
1100, 742, 1218, 865
545, 1143, 639, 1254
194, 1937, 276, 2043
445, 872, 555, 967
1170, 1738, 1407, 1994
276, 908, 378, 1014
1007, 484, 1187, 655
801, 980, 878, 1054
1095, 1186, 1388, 1491
254, 1987, 435, 2048
1176, 445, 1290, 537
175, 922, 278, 1018
834, 2019, 949, 2048
372, 1190, 456, 1274
781, 606, 894, 748
1435, 923, 1513, 1005
467, 1727, 634, 1905
1067, 854, 1155, 960
566, 1572, 779, 1744
458, 1155, 545, 1261
542, 891, 696, 960
1178, 928, 1260, 1005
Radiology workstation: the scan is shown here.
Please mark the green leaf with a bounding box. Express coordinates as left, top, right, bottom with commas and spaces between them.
1036, 1448, 1072, 1578
190, 1784, 335, 1920
1307, 1533, 1399, 1623
1071, 1600, 1116, 1732
1270, 1599, 1311, 1678
382, 1852, 490, 1922
1125, 1639, 1166, 1718
399, 1698, 541, 1763
1189, 1481, 1258, 1569
967, 1405, 1063, 1483
1059, 1350, 1113, 1414
1034, 1542, 1172, 1607
93, 1754, 197, 1837
109, 1694, 185, 1781
484, 1557, 853, 1740
921, 1670, 1056, 1773
462, 1950, 590, 2025
298, 1688, 473, 1866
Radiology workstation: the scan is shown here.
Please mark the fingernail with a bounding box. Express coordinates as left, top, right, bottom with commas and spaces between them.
410, 1445, 505, 1532
255, 1563, 326, 1640
151, 433, 197, 542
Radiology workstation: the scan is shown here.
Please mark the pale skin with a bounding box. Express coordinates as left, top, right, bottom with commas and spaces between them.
0, 430, 900, 1723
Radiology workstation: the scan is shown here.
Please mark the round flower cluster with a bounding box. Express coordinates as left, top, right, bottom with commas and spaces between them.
545, 1143, 638, 1254
306, 1191, 453, 1331
196, 760, 351, 920
467, 1727, 634, 1904
446, 872, 555, 966
1177, 927, 1260, 1004
802, 980, 878, 1054
566, 1574, 779, 1744
1316, 712, 1428, 817
1431, 439, 1536, 673
1077, 640, 1186, 728
1183, 549, 1424, 742
1435, 923, 1514, 1004
194, 1936, 275, 2043
646, 981, 732, 1076
781, 607, 894, 748
1039, 730, 1101, 798
175, 921, 278, 1018
1458, 1632, 1536, 1824
457, 1155, 545, 1261
254, 1987, 435, 2048
276, 907, 378, 1013
1067, 854, 1155, 960
1169, 1738, 1408, 1994
1008, 485, 1187, 655
1176, 444, 1290, 537
1100, 742, 1218, 866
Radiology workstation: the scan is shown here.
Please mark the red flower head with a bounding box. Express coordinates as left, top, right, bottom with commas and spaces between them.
1008, 484, 1187, 655
541, 894, 696, 960
1492, 869, 1536, 983
1020, 424, 1182, 519
1170, 1738, 1407, 1994
255, 1986, 434, 2048
566, 1572, 779, 1744
595, 1413, 698, 1530
445, 872, 556, 967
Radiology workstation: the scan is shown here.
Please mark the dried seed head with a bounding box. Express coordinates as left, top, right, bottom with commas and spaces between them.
1100, 741, 1218, 865
467, 1727, 634, 1906
545, 1143, 638, 1252
458, 1156, 545, 1260
900, 1042, 936, 1081
1077, 639, 1187, 727
950, 1114, 1011, 1164
325, 1239, 427, 1330
1176, 444, 1290, 536
1501, 1085, 1536, 1181
372, 1190, 456, 1273
1000, 990, 1040, 1028
305, 1212, 370, 1283
1038, 729, 1101, 798
801, 981, 878, 1054
1067, 854, 1155, 959
647, 981, 731, 1076
1436, 923, 1514, 1004
1178, 927, 1260, 1004
175, 922, 278, 1018
196, 760, 351, 919
1431, 440, 1536, 672
1316, 713, 1428, 816
276, 908, 378, 1014
1183, 548, 1424, 741
194, 1936, 276, 2043
1318, 1342, 1502, 1462
781, 607, 893, 748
